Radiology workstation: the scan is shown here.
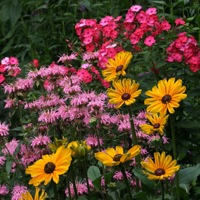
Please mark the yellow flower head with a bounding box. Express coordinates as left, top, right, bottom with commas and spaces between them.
20, 187, 47, 200
48, 137, 68, 153
140, 113, 169, 135
141, 152, 180, 180
107, 78, 142, 109
26, 146, 72, 186
144, 78, 187, 115
102, 51, 133, 82
95, 145, 141, 167
67, 140, 91, 157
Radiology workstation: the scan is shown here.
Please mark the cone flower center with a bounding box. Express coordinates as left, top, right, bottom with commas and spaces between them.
44, 162, 56, 174
113, 154, 123, 161
153, 123, 160, 128
162, 94, 172, 104
116, 65, 123, 72
122, 93, 131, 100
154, 168, 165, 176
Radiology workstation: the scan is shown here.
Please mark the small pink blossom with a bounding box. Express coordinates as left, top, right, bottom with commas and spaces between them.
130, 5, 142, 12
31, 135, 51, 147
65, 181, 88, 197
0, 184, 9, 195
11, 185, 27, 200
146, 7, 157, 15
175, 18, 185, 26
86, 134, 103, 147
2, 139, 19, 155
144, 35, 156, 46
0, 122, 9, 137
0, 156, 6, 165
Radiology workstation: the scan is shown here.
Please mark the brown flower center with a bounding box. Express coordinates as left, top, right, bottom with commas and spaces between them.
122, 93, 131, 100
153, 123, 160, 129
113, 154, 123, 162
154, 168, 165, 176
161, 94, 172, 104
116, 65, 123, 72
44, 162, 56, 174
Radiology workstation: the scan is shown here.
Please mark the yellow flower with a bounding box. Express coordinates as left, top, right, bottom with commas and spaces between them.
26, 146, 72, 186
67, 140, 91, 157
95, 145, 141, 166
140, 113, 169, 135
144, 78, 187, 115
107, 78, 142, 109
102, 51, 133, 82
20, 187, 47, 200
141, 152, 180, 180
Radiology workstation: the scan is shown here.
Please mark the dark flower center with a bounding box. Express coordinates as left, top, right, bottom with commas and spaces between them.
153, 123, 160, 129
113, 154, 123, 161
122, 93, 131, 100
154, 168, 165, 176
161, 95, 172, 104
116, 65, 123, 72
44, 162, 56, 174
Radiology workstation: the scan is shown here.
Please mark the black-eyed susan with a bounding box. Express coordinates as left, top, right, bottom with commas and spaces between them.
107, 78, 142, 109
95, 145, 141, 166
140, 113, 169, 135
102, 51, 133, 82
144, 78, 187, 115
26, 145, 72, 186
67, 140, 91, 157
20, 187, 47, 200
141, 152, 180, 180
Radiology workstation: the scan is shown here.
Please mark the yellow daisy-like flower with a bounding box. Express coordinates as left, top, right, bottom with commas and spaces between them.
107, 78, 142, 109
26, 145, 72, 186
144, 78, 187, 115
95, 145, 141, 167
20, 187, 47, 200
102, 51, 133, 82
140, 113, 169, 135
141, 152, 180, 180
67, 140, 91, 157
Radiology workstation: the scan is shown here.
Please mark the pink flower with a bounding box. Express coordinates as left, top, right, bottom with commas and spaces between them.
113, 171, 132, 181
77, 69, 92, 83
32, 59, 39, 68
144, 36, 156, 46
0, 184, 9, 195
1, 57, 9, 65
31, 135, 51, 147
86, 134, 103, 147
0, 122, 9, 136
2, 139, 19, 155
146, 7, 157, 15
9, 57, 18, 65
130, 5, 142, 12
175, 18, 185, 26
0, 74, 5, 84
11, 185, 27, 200
0, 156, 6, 165
65, 181, 88, 197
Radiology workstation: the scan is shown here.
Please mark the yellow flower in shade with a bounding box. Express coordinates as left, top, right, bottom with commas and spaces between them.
140, 113, 169, 135
107, 78, 142, 109
26, 146, 72, 186
141, 152, 180, 180
67, 140, 91, 157
95, 145, 141, 167
144, 78, 187, 115
20, 187, 47, 200
102, 51, 133, 82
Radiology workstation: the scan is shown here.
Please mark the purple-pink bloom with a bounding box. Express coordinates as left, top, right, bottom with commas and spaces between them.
2, 139, 19, 155
0, 184, 9, 195
11, 185, 27, 200
0, 122, 9, 137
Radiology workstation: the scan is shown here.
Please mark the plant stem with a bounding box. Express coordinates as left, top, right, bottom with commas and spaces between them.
83, 159, 91, 200
70, 164, 78, 199
161, 180, 165, 200
120, 165, 132, 200
169, 114, 180, 200
53, 181, 59, 200
67, 173, 72, 200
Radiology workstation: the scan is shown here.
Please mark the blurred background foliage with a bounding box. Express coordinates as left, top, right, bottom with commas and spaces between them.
0, 0, 199, 66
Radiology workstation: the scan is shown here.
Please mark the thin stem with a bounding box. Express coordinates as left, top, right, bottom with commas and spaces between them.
67, 173, 72, 200
128, 106, 137, 146
169, 114, 180, 200
120, 165, 132, 200
53, 182, 59, 200
161, 180, 165, 200
83, 159, 91, 200
70, 164, 78, 199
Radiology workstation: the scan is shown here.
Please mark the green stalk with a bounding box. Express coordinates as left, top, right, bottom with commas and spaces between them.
67, 173, 72, 200
70, 164, 78, 199
83, 159, 91, 200
161, 180, 165, 200
53, 181, 59, 200
120, 165, 132, 200
169, 114, 180, 200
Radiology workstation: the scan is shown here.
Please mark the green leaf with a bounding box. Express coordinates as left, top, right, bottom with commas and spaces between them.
175, 120, 200, 128
87, 166, 101, 181
179, 164, 200, 184
132, 191, 147, 200
6, 159, 13, 178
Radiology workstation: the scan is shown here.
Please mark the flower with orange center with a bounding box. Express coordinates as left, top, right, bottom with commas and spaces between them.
107, 78, 142, 109
20, 187, 47, 200
102, 51, 133, 82
144, 78, 187, 115
141, 152, 180, 180
26, 145, 72, 186
95, 145, 141, 167
140, 113, 169, 135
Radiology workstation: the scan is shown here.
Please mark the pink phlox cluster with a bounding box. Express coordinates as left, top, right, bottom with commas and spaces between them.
2, 139, 19, 155
0, 156, 6, 165
58, 52, 77, 63
86, 134, 103, 147
113, 171, 132, 181
175, 18, 185, 26
0, 184, 9, 195
65, 181, 89, 197
167, 32, 200, 72
83, 51, 99, 61
77, 68, 92, 83
0, 122, 9, 136
38, 109, 59, 123
11, 185, 27, 200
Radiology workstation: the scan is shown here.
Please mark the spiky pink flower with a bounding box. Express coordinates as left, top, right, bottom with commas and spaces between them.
31, 135, 51, 147
2, 139, 19, 155
0, 122, 9, 136
113, 171, 132, 181
65, 181, 88, 197
0, 184, 9, 195
0, 156, 6, 165
11, 185, 27, 200
86, 134, 103, 147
